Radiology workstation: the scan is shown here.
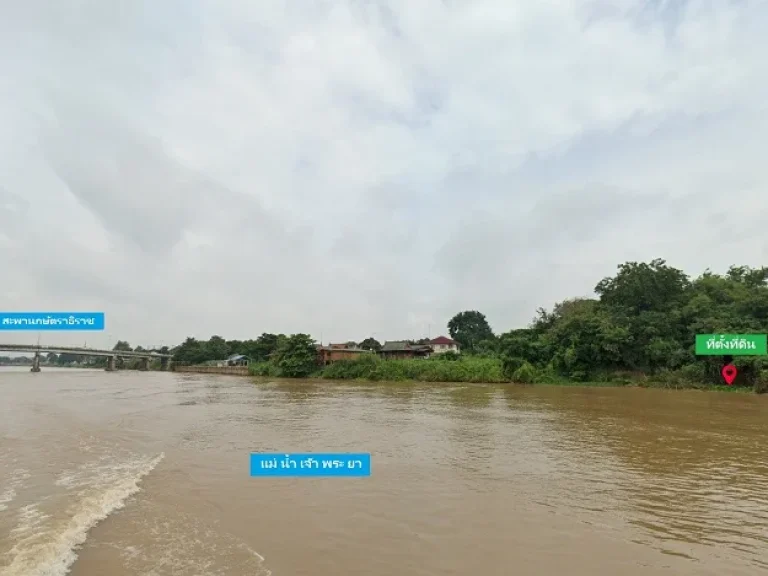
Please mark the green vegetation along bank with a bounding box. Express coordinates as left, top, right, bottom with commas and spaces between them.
171, 259, 768, 393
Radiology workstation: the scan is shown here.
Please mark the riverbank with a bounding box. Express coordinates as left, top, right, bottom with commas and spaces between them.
173, 365, 249, 376
248, 375, 759, 393
245, 356, 768, 394
172, 361, 763, 393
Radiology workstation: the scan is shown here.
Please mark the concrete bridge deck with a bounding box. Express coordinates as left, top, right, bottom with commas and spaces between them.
0, 344, 173, 372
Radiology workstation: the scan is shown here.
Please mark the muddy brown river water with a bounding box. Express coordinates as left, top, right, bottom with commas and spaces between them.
1, 368, 767, 575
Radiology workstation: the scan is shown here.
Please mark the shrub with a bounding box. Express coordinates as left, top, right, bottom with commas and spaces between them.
321, 355, 506, 383
511, 361, 537, 384
249, 361, 280, 377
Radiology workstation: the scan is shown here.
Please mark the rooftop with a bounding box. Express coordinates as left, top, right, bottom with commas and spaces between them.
318, 346, 370, 353
429, 336, 457, 345
381, 341, 432, 352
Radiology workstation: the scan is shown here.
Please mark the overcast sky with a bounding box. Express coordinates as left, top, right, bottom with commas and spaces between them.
1, 0, 766, 349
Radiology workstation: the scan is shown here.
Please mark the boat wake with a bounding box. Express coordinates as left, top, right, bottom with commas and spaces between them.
0, 467, 30, 512
2, 452, 164, 576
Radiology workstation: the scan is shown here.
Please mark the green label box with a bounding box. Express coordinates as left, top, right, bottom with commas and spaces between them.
695, 334, 767, 355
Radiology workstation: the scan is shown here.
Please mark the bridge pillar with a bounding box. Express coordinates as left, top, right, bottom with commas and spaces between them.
139, 357, 150, 371
31, 352, 41, 372
161, 357, 172, 371
106, 355, 116, 372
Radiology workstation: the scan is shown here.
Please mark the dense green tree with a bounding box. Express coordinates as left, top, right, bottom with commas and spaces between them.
172, 337, 208, 365
206, 335, 229, 360
447, 310, 494, 352
251, 333, 282, 362
594, 259, 690, 313
495, 261, 768, 388
474, 337, 499, 357
273, 334, 317, 377
359, 337, 382, 351
171, 334, 288, 365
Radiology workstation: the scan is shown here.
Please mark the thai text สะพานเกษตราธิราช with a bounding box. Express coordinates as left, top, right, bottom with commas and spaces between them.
0, 312, 105, 330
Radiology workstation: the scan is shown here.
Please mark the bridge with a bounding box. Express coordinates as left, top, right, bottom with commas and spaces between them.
0, 344, 173, 372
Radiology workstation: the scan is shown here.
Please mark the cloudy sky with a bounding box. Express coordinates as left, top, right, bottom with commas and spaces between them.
1, 0, 766, 348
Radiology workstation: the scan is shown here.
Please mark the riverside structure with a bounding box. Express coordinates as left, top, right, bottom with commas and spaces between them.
0, 343, 173, 372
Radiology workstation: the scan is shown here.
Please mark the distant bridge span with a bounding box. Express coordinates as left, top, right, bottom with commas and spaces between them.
0, 344, 173, 372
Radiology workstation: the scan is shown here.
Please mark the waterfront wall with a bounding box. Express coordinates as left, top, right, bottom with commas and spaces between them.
173, 365, 249, 376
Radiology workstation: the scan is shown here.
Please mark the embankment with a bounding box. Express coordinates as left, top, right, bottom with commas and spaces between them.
173, 365, 250, 376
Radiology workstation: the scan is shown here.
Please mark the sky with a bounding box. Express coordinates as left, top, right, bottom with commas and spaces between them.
1, 0, 767, 349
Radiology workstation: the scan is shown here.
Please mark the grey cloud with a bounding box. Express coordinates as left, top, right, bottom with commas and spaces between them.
0, 187, 29, 230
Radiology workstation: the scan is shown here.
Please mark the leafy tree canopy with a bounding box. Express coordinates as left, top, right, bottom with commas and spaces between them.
448, 310, 494, 352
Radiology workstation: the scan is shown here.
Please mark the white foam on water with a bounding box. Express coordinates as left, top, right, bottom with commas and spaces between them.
2, 452, 164, 576
0, 468, 30, 512
9, 503, 51, 537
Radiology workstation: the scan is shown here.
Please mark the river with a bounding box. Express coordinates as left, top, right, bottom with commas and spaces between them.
1, 368, 767, 575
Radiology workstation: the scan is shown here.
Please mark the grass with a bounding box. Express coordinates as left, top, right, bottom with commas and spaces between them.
320, 354, 507, 383
245, 355, 768, 394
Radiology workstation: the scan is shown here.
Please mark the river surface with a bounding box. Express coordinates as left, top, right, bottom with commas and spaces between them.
1, 368, 767, 575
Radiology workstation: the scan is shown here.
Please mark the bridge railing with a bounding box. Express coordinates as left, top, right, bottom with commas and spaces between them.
0, 344, 173, 358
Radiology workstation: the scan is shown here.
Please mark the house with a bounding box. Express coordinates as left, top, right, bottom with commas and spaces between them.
317, 344, 371, 365
378, 341, 432, 360
429, 336, 459, 354
226, 354, 250, 366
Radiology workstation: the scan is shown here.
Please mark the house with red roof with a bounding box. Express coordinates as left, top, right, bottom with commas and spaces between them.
429, 336, 459, 355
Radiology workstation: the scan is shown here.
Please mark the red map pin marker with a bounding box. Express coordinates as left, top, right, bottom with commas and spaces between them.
721, 364, 738, 385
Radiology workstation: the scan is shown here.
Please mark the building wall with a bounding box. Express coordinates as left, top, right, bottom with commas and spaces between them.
431, 343, 458, 354
174, 365, 249, 376
379, 351, 414, 360
318, 349, 369, 364
379, 350, 431, 360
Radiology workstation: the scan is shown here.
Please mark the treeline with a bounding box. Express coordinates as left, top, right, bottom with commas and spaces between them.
170, 260, 768, 392
487, 259, 768, 390
173, 334, 292, 365
0, 355, 33, 365
171, 333, 428, 365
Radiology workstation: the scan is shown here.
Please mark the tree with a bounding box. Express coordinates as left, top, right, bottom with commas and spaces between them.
206, 335, 229, 360
249, 333, 281, 362
447, 310, 494, 352
359, 337, 382, 351
172, 337, 207, 365
274, 334, 317, 377
726, 265, 768, 288
545, 307, 631, 379
474, 337, 499, 356
113, 340, 132, 352
594, 259, 690, 313
497, 329, 545, 366
227, 339, 246, 356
